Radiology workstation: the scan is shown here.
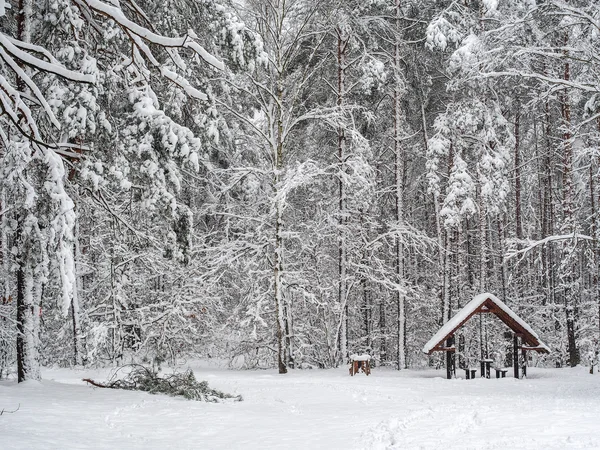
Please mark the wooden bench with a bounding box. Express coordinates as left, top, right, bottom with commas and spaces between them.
495, 368, 509, 378
465, 368, 477, 379
480, 359, 493, 379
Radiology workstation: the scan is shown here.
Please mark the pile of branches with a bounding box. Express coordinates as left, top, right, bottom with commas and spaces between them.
83, 365, 242, 403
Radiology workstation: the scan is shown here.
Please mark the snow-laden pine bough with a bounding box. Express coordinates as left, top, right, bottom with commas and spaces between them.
0, 0, 222, 149
423, 293, 550, 380
82, 365, 242, 403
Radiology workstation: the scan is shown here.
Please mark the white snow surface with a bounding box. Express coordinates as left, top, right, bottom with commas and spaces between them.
2, 362, 599, 449
423, 292, 550, 354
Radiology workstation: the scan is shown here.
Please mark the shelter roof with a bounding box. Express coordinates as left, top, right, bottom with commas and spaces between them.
423, 293, 550, 355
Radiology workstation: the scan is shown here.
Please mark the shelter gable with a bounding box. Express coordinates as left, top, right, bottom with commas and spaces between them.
423, 293, 550, 355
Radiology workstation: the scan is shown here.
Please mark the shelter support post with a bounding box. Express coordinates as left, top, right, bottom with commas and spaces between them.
480, 359, 492, 378
513, 333, 520, 379
445, 336, 455, 380
522, 348, 527, 378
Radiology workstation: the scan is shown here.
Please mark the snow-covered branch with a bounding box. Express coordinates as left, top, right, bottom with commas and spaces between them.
505, 233, 594, 260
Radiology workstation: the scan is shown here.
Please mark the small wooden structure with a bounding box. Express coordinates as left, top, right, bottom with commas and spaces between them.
495, 368, 509, 378
480, 359, 493, 379
349, 354, 371, 376
423, 293, 550, 379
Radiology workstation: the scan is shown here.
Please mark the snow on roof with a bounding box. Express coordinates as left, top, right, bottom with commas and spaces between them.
350, 354, 371, 361
422, 293, 550, 354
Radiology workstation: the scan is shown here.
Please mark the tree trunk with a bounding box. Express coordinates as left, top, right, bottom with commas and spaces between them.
514, 110, 523, 243
0, 192, 10, 379
15, 0, 40, 383
456, 225, 466, 369
497, 218, 508, 302
595, 119, 600, 358
274, 69, 287, 374
336, 26, 349, 364
362, 277, 371, 352
71, 216, 84, 366
285, 297, 294, 369
513, 108, 523, 302
478, 190, 487, 294
16, 237, 41, 382
379, 296, 387, 364
394, 0, 406, 370
559, 39, 580, 367
478, 189, 487, 361
421, 100, 447, 326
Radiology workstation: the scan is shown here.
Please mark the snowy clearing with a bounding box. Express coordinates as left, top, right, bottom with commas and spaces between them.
1, 363, 600, 449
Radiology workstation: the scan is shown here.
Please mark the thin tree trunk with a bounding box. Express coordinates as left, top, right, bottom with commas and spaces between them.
0, 192, 10, 379
71, 215, 84, 366
394, 0, 406, 370
336, 26, 348, 364
589, 120, 600, 371
541, 99, 554, 309
15, 0, 40, 383
478, 191, 487, 294
274, 68, 287, 374
285, 298, 294, 369
16, 239, 41, 382
513, 108, 523, 302
559, 38, 579, 367
421, 100, 447, 326
456, 224, 466, 369
596, 119, 600, 362
379, 296, 387, 363
16, 246, 26, 382
478, 188, 487, 361
362, 277, 371, 352
497, 218, 508, 302
514, 110, 523, 243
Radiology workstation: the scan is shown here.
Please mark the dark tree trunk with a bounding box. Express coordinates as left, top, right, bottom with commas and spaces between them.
379, 298, 387, 363
514, 110, 523, 242
15, 0, 39, 383
16, 258, 26, 383
559, 40, 580, 367
336, 26, 349, 362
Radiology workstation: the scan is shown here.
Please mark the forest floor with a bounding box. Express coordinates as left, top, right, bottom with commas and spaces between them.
1, 361, 599, 449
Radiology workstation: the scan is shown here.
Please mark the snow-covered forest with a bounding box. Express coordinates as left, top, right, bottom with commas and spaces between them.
1, 0, 600, 381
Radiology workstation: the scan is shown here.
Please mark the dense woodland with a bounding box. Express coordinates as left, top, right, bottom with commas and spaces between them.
1, 0, 600, 381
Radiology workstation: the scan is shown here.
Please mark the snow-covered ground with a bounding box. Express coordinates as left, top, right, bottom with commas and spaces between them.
1, 362, 599, 449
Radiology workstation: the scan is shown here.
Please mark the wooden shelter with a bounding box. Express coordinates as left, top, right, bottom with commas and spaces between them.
423, 293, 550, 379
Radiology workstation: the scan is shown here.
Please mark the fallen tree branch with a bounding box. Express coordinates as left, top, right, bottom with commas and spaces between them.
0, 404, 20, 416
82, 365, 242, 402
82, 378, 109, 388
